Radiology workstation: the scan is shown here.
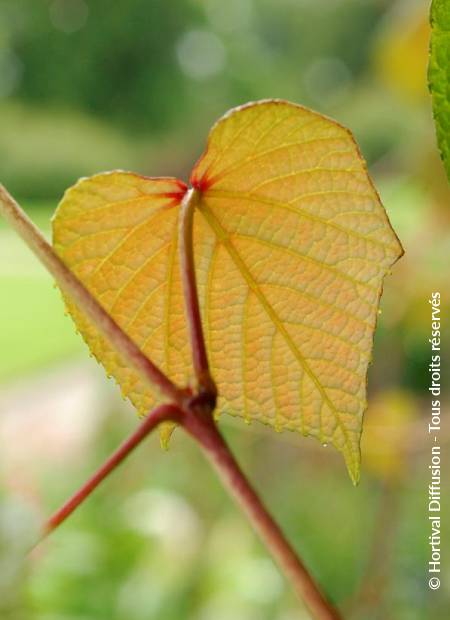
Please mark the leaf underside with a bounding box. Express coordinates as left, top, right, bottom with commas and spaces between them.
52, 100, 403, 483
429, 0, 450, 180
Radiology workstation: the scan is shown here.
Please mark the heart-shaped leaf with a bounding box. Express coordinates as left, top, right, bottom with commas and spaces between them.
53, 100, 403, 482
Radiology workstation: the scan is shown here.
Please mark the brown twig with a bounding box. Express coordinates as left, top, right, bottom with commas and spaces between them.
183, 410, 342, 620
42, 403, 182, 537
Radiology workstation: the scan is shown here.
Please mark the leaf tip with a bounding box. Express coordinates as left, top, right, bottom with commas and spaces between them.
159, 422, 176, 450
344, 449, 361, 486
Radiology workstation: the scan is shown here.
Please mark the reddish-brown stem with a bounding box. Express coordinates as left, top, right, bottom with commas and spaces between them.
0, 185, 185, 407
183, 412, 342, 620
179, 188, 217, 398
178, 187, 342, 619
42, 403, 182, 537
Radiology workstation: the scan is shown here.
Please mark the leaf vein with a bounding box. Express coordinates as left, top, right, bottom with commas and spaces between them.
200, 203, 356, 470
205, 189, 398, 254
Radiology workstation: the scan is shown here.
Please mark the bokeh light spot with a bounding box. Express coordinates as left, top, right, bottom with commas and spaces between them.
176, 30, 226, 80
49, 0, 89, 34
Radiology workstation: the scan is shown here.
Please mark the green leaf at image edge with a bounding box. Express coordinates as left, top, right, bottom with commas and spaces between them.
429, 0, 450, 181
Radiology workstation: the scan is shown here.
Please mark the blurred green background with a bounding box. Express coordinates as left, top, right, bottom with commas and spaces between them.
1, 0, 449, 618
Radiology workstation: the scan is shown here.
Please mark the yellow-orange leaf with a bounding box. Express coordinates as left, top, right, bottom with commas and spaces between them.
53, 100, 403, 482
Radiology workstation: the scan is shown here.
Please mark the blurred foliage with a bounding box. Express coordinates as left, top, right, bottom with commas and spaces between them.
0, 0, 450, 618
1, 0, 195, 132
0, 206, 83, 381
374, 3, 430, 103
361, 390, 419, 481
0, 105, 142, 199
1, 0, 437, 199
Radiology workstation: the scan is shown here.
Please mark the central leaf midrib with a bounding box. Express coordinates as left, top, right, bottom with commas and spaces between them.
199, 201, 355, 463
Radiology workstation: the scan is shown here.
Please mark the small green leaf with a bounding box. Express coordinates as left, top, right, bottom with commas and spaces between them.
429, 0, 450, 180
